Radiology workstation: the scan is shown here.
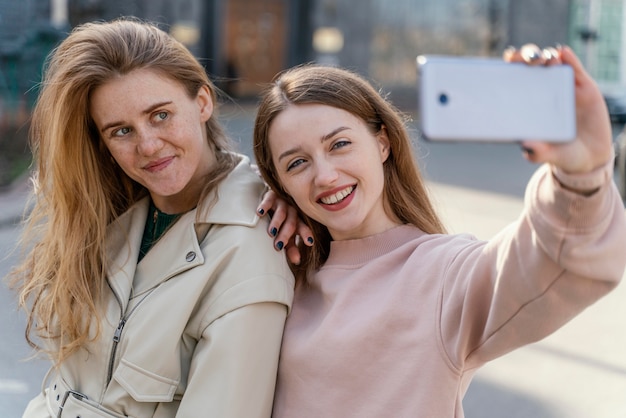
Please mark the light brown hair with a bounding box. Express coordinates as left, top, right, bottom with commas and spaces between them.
8, 18, 238, 366
253, 64, 446, 278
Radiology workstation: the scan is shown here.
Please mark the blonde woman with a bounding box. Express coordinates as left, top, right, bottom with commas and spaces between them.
8, 18, 302, 417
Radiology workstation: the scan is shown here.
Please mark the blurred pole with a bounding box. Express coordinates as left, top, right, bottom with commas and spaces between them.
51, 0, 69, 29
580, 0, 599, 75
622, 1, 626, 85
486, 0, 504, 56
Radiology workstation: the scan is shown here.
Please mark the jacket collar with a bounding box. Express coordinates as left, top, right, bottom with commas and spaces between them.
196, 154, 266, 227
105, 154, 267, 308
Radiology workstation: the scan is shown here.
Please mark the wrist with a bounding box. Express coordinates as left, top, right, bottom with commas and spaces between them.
551, 158, 613, 196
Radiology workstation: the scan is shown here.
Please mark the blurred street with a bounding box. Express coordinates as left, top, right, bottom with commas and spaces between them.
1, 103, 626, 417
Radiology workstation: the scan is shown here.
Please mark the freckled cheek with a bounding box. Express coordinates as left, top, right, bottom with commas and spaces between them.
105, 146, 124, 162
107, 144, 139, 173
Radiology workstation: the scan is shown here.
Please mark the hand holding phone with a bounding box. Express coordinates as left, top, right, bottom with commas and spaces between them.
417, 55, 576, 143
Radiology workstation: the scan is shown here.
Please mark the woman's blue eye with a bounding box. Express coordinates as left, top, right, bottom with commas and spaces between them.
332, 140, 350, 149
113, 127, 131, 137
155, 111, 168, 121
287, 158, 305, 171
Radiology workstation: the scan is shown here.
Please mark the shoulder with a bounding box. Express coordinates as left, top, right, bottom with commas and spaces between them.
196, 222, 294, 324
392, 228, 485, 272
394, 225, 482, 258
199, 154, 267, 226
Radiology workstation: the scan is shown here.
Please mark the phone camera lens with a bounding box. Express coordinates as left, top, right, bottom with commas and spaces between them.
438, 93, 449, 105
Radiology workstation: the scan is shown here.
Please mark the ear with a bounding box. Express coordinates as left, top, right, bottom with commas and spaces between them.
197, 85, 214, 122
377, 125, 391, 163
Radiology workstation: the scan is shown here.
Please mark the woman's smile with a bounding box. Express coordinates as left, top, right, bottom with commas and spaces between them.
317, 185, 356, 208
143, 156, 175, 172
269, 103, 399, 241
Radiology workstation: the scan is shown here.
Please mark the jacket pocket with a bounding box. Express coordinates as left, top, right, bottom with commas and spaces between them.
59, 391, 127, 418
113, 358, 179, 402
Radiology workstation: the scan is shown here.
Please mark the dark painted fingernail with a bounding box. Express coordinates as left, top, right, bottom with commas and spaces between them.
307, 236, 314, 244
270, 227, 277, 236
258, 208, 264, 215
276, 241, 284, 250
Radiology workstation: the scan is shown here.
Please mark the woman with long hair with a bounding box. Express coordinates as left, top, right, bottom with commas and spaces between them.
9, 18, 298, 417
254, 45, 626, 417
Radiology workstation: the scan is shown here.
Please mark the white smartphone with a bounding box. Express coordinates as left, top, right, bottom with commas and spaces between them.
416, 55, 576, 142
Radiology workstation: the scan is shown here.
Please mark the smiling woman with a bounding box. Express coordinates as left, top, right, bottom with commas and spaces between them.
253, 54, 626, 417
90, 69, 216, 214
5, 18, 300, 418
267, 104, 394, 241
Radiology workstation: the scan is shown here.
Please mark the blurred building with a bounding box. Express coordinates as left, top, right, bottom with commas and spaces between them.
310, 0, 587, 108
2, 0, 626, 103
569, 0, 625, 88
0, 0, 61, 119
64, 0, 313, 98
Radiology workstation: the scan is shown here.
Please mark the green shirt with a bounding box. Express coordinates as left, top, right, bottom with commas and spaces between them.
139, 201, 181, 262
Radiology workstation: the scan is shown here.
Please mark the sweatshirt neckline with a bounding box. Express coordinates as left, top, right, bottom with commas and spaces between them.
324, 224, 425, 267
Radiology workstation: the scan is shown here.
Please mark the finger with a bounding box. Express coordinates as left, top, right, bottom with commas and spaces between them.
257, 189, 277, 217
504, 45, 561, 66
519, 140, 555, 164
520, 43, 545, 65
519, 141, 541, 163
286, 246, 301, 265
559, 45, 593, 86
267, 202, 288, 239
502, 45, 517, 62
285, 237, 302, 265
272, 203, 301, 250
542, 47, 561, 66
297, 221, 314, 247
503, 46, 537, 64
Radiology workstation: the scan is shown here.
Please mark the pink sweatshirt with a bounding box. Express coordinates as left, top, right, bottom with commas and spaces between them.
272, 163, 626, 418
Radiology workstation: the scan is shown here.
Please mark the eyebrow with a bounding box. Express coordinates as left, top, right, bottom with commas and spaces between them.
99, 101, 173, 133
277, 126, 350, 162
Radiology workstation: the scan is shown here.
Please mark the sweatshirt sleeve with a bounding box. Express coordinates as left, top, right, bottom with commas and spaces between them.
438, 160, 626, 371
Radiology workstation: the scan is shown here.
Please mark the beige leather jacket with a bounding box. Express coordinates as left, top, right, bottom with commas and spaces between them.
23, 156, 295, 417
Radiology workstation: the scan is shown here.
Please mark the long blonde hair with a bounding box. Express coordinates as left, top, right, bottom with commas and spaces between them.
253, 64, 447, 278
8, 18, 238, 366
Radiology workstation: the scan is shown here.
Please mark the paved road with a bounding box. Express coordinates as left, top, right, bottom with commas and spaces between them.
0, 181, 48, 415
1, 103, 625, 417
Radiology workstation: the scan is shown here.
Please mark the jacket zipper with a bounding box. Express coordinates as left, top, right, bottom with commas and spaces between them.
106, 318, 127, 384
105, 277, 158, 385
106, 280, 126, 385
